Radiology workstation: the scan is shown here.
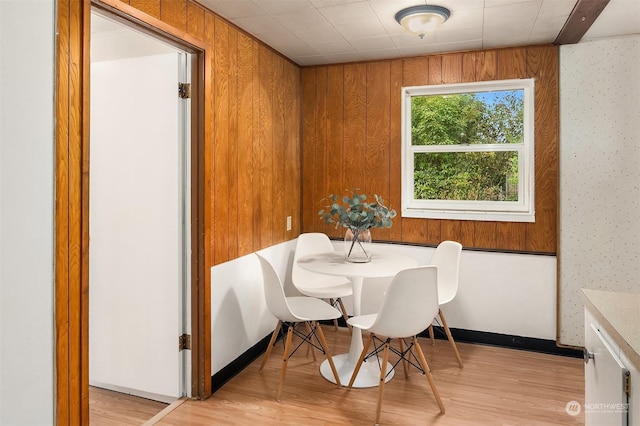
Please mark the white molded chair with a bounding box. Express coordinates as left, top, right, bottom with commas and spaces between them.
428, 240, 463, 368
256, 254, 342, 401
293, 233, 352, 331
347, 266, 445, 423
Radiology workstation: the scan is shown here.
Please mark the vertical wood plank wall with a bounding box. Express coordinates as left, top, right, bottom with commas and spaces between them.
301, 46, 558, 254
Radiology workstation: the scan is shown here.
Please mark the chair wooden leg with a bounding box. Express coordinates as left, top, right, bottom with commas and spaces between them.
398, 338, 409, 379
259, 321, 282, 372
439, 309, 463, 368
413, 336, 445, 414
348, 334, 373, 389
329, 299, 340, 331
314, 321, 342, 388
336, 298, 352, 332
276, 326, 294, 402
375, 341, 390, 424
428, 324, 435, 345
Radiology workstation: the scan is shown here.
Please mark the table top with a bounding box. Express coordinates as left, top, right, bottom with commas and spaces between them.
296, 250, 417, 279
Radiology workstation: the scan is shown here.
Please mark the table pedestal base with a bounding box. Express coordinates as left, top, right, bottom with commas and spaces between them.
320, 353, 394, 388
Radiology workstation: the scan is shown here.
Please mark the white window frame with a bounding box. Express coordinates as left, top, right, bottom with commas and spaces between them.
401, 78, 535, 222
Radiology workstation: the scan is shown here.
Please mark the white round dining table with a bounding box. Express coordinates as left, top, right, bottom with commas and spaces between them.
296, 250, 417, 388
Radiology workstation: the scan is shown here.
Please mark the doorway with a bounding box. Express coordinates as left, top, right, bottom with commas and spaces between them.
88, 8, 193, 410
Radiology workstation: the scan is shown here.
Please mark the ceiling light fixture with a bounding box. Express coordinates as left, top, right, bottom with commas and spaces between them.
394, 5, 450, 39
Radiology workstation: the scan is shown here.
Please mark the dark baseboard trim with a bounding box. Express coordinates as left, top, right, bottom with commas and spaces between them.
211, 325, 582, 394
423, 326, 583, 358
210, 334, 273, 394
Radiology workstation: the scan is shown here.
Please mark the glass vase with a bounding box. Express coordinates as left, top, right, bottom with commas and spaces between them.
344, 228, 372, 263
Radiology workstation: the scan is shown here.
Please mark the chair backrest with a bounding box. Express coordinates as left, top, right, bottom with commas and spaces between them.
368, 266, 439, 338
429, 240, 462, 305
256, 254, 297, 323
292, 233, 339, 285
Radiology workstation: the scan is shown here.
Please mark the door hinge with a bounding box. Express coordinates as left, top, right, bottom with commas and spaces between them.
179, 334, 191, 351
178, 82, 191, 99
624, 370, 631, 397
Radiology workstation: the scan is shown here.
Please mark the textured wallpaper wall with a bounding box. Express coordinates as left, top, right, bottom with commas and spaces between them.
559, 35, 640, 347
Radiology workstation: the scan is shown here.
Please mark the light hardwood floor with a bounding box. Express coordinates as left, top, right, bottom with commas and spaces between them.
89, 386, 168, 425
151, 327, 585, 425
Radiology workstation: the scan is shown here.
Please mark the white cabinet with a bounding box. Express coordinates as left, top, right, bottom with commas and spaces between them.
584, 307, 634, 425
582, 289, 640, 426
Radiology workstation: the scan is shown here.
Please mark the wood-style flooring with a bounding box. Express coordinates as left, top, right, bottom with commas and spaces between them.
89, 386, 168, 425
91, 327, 585, 425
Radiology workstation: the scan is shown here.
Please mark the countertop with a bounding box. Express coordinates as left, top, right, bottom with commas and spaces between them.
582, 288, 640, 370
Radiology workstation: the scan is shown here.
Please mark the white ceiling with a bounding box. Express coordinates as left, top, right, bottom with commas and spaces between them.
199, 0, 640, 66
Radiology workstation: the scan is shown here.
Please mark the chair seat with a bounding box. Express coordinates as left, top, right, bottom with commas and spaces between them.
295, 277, 352, 299
347, 313, 377, 331
287, 296, 343, 322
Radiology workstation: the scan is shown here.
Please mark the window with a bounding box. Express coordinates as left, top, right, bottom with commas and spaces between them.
401, 78, 535, 222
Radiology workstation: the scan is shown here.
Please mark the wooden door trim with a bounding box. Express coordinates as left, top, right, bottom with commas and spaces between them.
55, 1, 211, 422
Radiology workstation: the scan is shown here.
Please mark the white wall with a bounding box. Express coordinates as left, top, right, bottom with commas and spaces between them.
558, 35, 640, 347
0, 1, 55, 424
211, 241, 298, 374
211, 239, 556, 375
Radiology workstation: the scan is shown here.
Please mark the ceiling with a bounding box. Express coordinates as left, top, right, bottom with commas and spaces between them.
198, 0, 640, 66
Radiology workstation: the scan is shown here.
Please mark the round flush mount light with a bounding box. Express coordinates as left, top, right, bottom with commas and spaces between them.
394, 5, 451, 39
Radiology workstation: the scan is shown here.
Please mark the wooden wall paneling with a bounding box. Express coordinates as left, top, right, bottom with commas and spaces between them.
476, 50, 498, 81
325, 65, 345, 239
365, 61, 392, 241
498, 48, 526, 78
461, 52, 477, 82
284, 62, 301, 237
237, 32, 254, 256
160, 0, 187, 32
197, 8, 215, 400
203, 11, 214, 266
441, 220, 462, 243
474, 220, 498, 249
402, 56, 429, 85
495, 48, 528, 251
258, 47, 275, 248
300, 46, 557, 253
314, 67, 329, 234
272, 57, 286, 243
300, 68, 317, 234
213, 17, 229, 264
251, 40, 261, 251
227, 27, 239, 258
342, 64, 367, 202
186, 1, 204, 40
442, 54, 462, 84
389, 59, 403, 242
526, 46, 558, 253
459, 219, 475, 247
129, 0, 160, 19
292, 65, 302, 236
